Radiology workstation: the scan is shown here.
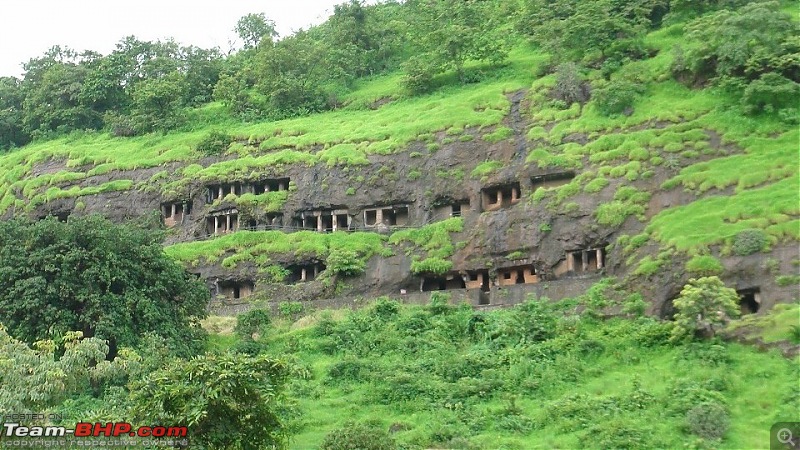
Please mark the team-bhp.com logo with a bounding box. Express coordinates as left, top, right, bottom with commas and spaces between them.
3, 422, 187, 438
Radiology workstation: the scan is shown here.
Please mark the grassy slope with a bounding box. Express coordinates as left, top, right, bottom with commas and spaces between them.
0, 49, 544, 213
217, 299, 799, 449
0, 19, 795, 262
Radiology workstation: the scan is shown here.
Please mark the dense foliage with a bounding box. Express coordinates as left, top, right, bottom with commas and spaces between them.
0, 215, 209, 356
244, 294, 797, 449
131, 353, 293, 450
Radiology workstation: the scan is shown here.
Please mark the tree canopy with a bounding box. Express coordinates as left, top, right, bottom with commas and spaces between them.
0, 215, 209, 357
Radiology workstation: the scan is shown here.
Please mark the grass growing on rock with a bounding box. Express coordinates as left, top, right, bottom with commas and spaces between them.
389, 218, 464, 274
165, 230, 391, 270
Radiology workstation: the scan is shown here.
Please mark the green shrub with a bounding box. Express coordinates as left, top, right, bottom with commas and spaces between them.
583, 420, 648, 449
196, 131, 234, 155
327, 249, 366, 276
321, 422, 395, 450
326, 357, 372, 384
732, 229, 767, 256
552, 62, 590, 105
686, 402, 729, 440
623, 293, 648, 316
403, 55, 436, 95
278, 301, 304, 320
371, 297, 401, 320
471, 160, 503, 179
593, 78, 645, 116
234, 308, 271, 340
428, 292, 453, 315
671, 277, 740, 342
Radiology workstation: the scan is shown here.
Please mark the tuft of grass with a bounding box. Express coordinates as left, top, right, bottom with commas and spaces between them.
470, 160, 504, 179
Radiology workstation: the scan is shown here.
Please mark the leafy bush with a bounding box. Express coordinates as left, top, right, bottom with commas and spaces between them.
583, 420, 648, 449
278, 301, 305, 320
682, 1, 795, 86
403, 55, 436, 95
732, 228, 767, 256
552, 62, 590, 105
677, 343, 731, 366
196, 131, 233, 155
622, 293, 648, 316
326, 357, 372, 384
234, 308, 271, 340
741, 73, 800, 115
326, 249, 366, 276
671, 277, 740, 341
428, 292, 453, 316
131, 353, 291, 450
668, 378, 727, 415
370, 297, 401, 320
321, 422, 396, 450
776, 275, 800, 287
593, 77, 645, 116
686, 402, 729, 440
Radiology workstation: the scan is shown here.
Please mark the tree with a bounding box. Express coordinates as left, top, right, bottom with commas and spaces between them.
0, 216, 208, 357
682, 1, 797, 84
130, 353, 293, 450
20, 47, 103, 136
671, 276, 740, 342
322, 1, 406, 77
129, 72, 187, 133
235, 13, 278, 50
253, 31, 332, 117
0, 76, 30, 150
406, 0, 508, 84
519, 0, 657, 62
0, 326, 112, 413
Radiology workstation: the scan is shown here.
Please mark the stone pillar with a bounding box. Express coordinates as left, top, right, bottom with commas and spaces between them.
496, 190, 503, 205
376, 209, 384, 224
511, 187, 519, 202
314, 264, 319, 278
170, 204, 176, 217
218, 186, 223, 199
214, 216, 219, 235
226, 214, 231, 233
332, 214, 338, 232
301, 268, 307, 282
582, 250, 589, 272
316, 213, 323, 232
566, 252, 574, 272
596, 249, 603, 269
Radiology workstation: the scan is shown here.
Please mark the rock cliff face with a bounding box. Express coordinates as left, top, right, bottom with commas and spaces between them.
11, 98, 797, 318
